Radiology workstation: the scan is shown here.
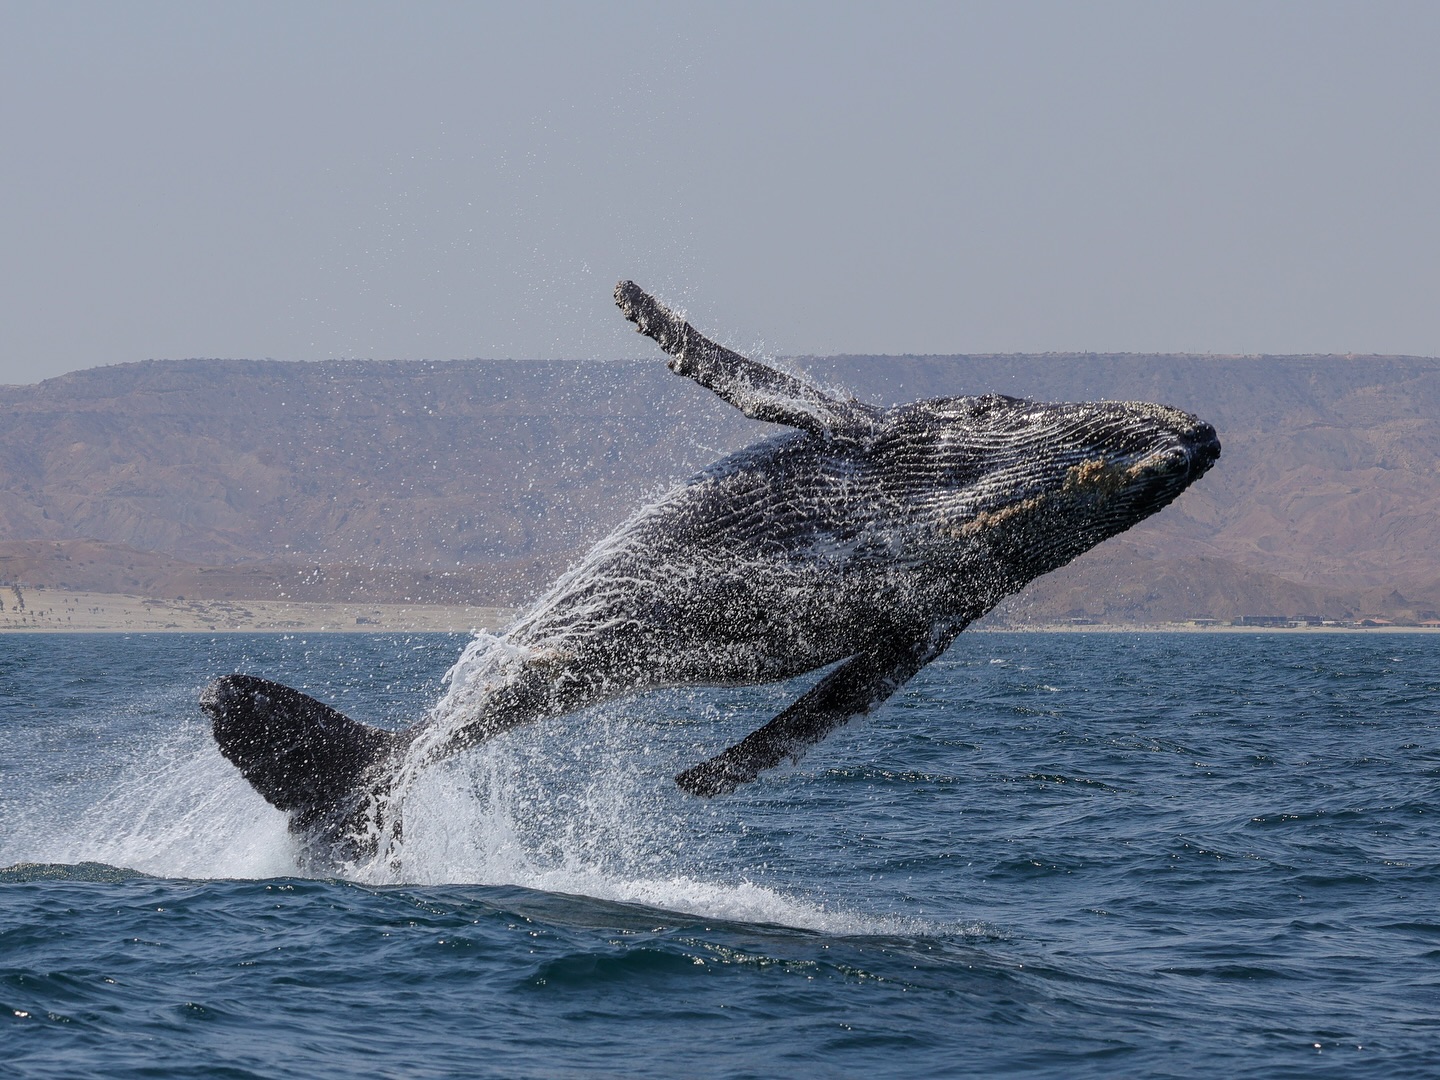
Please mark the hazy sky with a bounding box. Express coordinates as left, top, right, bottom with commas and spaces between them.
2, 1, 1438, 384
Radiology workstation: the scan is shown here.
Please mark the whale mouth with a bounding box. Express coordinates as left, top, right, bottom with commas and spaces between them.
1186, 422, 1222, 477
1126, 422, 1220, 491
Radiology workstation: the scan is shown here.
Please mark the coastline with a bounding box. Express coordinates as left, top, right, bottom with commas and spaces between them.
0, 590, 513, 634
987, 621, 1440, 634
2, 588, 1438, 634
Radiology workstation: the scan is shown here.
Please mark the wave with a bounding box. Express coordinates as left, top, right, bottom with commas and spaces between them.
0, 697, 968, 937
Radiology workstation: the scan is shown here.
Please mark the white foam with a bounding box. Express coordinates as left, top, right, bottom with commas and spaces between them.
0, 720, 297, 880
3, 694, 949, 936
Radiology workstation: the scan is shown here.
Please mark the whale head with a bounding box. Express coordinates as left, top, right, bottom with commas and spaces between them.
880, 393, 1220, 599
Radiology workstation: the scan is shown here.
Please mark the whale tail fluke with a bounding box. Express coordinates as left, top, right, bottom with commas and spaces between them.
201, 674, 411, 850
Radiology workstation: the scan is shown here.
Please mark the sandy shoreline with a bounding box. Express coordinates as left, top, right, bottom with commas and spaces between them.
2, 589, 1438, 635
0, 590, 513, 634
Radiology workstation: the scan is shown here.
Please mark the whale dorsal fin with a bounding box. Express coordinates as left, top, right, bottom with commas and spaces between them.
615, 281, 877, 438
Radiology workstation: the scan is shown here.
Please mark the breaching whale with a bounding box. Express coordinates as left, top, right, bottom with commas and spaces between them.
202, 281, 1220, 862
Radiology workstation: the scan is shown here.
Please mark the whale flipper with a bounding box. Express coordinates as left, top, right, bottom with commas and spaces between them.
615, 280, 877, 438
201, 675, 410, 842
675, 628, 960, 796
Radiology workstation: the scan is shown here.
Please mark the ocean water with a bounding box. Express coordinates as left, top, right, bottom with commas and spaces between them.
1, 631, 1438, 1078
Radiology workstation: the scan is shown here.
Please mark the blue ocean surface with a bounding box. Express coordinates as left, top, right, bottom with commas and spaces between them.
2, 631, 1438, 1078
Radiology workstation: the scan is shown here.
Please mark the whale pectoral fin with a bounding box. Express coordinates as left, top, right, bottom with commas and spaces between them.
675, 629, 959, 797
201, 674, 410, 837
615, 280, 877, 438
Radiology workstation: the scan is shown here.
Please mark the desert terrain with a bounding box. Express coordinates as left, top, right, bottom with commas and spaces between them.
3, 353, 1438, 631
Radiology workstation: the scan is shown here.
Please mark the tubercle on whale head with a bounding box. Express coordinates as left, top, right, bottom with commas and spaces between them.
1065, 404, 1219, 523
915, 395, 1220, 555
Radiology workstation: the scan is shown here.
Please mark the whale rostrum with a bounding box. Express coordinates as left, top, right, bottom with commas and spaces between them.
202, 282, 1221, 862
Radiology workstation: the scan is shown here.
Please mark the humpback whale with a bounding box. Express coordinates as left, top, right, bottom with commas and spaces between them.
202, 281, 1220, 862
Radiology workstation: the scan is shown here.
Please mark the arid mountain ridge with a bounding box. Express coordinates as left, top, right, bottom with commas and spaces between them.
1, 353, 1437, 624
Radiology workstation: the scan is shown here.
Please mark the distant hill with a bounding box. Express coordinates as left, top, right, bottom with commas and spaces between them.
2, 353, 1438, 623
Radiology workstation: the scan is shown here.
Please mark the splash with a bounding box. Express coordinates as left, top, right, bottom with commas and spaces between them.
1, 683, 933, 935
0, 717, 297, 880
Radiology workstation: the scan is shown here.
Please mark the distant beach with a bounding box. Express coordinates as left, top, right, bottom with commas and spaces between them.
3, 588, 1438, 634
0, 589, 512, 634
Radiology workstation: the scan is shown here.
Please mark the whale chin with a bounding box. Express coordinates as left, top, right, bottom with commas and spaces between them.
1189, 422, 1222, 476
